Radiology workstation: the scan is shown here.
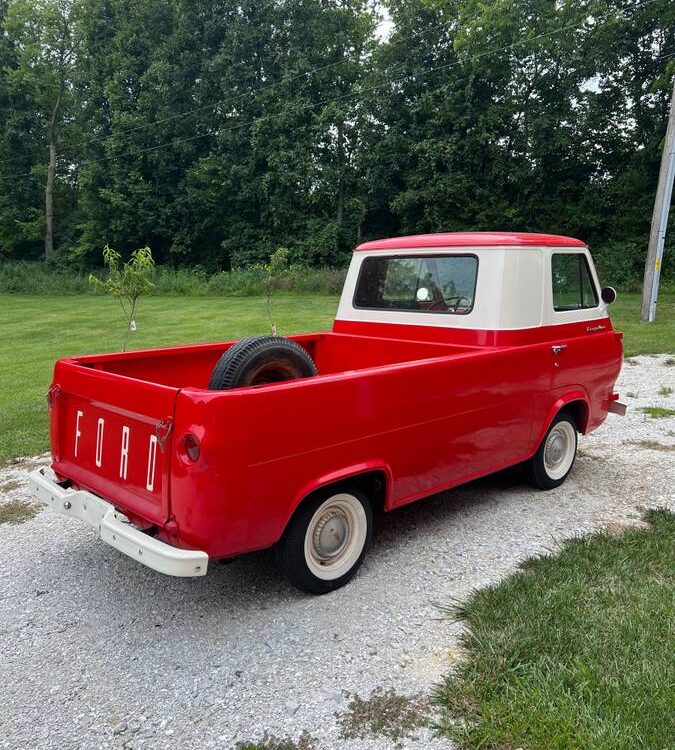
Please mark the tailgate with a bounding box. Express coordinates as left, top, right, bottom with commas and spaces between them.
50, 359, 179, 525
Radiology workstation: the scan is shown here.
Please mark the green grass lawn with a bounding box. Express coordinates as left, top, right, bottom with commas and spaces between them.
0, 291, 672, 465
610, 292, 674, 356
435, 509, 675, 750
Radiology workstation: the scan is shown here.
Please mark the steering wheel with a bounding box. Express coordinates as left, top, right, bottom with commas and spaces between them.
427, 295, 471, 312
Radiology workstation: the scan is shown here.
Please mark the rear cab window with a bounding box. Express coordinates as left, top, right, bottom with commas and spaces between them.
354, 254, 478, 314
551, 253, 598, 311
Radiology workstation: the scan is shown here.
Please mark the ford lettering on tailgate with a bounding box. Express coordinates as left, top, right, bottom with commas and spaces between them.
51, 359, 180, 526
71, 403, 160, 491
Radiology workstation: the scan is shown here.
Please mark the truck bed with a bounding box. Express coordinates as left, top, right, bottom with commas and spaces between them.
48, 332, 479, 531
77, 332, 478, 388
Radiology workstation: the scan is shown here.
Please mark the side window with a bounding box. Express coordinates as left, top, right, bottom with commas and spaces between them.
552, 253, 598, 311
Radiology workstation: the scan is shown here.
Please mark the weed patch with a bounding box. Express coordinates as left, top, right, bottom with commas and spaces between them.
624, 439, 675, 452
337, 688, 430, 744
235, 733, 314, 750
640, 406, 675, 418
0, 499, 38, 525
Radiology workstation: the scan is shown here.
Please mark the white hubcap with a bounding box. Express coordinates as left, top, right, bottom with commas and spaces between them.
304, 494, 367, 580
543, 421, 576, 480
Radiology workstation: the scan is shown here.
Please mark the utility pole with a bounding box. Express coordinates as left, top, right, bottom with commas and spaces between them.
641, 78, 675, 322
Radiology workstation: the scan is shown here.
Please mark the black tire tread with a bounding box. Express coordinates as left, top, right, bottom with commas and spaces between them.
208, 335, 318, 390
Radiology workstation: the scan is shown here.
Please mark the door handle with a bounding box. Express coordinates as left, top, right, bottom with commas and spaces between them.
551, 344, 567, 355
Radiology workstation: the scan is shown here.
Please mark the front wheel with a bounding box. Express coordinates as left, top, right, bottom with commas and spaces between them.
276, 488, 373, 594
527, 410, 578, 490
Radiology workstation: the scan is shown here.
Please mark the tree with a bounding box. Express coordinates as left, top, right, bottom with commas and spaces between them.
0, 0, 673, 284
89, 244, 154, 350
5, 0, 79, 260
361, 0, 674, 286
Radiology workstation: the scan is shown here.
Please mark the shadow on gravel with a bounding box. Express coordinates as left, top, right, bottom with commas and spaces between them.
25, 465, 531, 618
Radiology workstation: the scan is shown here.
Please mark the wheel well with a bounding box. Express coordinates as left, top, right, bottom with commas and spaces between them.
561, 399, 589, 433
301, 470, 389, 515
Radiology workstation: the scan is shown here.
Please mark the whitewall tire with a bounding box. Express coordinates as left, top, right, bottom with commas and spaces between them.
527, 410, 578, 490
277, 488, 373, 594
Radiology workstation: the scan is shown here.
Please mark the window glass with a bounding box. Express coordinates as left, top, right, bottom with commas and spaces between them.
552, 253, 598, 311
354, 255, 478, 314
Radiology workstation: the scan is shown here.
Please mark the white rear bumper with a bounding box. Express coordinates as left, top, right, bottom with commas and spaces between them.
28, 468, 208, 577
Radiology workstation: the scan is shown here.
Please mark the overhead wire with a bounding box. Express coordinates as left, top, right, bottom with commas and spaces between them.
2, 0, 665, 182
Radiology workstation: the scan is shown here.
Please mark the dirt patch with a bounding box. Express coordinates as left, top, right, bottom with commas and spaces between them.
4, 453, 50, 470
0, 499, 39, 525
624, 440, 675, 453
336, 688, 430, 744
577, 448, 602, 460
603, 520, 637, 535
1, 479, 21, 493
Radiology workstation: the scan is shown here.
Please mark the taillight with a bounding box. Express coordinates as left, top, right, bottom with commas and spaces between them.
182, 433, 201, 462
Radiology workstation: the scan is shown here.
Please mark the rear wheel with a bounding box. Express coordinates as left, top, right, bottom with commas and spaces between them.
527, 410, 578, 490
277, 487, 373, 594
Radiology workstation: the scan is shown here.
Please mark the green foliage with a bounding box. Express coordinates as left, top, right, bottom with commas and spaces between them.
2, 0, 80, 259
435, 509, 675, 750
639, 406, 675, 418
89, 245, 154, 349
0, 260, 347, 296
0, 0, 673, 275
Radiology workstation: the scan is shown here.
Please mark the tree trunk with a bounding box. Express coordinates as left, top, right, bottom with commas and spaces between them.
336, 178, 345, 223
44, 84, 63, 260
44, 138, 56, 259
336, 122, 345, 223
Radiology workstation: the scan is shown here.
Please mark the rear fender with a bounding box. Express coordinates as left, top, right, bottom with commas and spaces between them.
288, 461, 393, 522
535, 390, 590, 447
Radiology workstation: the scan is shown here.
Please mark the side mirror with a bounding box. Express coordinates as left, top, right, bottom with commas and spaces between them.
601, 286, 617, 304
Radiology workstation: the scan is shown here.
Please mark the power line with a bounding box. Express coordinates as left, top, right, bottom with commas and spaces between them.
65, 0, 663, 159
3, 0, 663, 181
8, 12, 456, 166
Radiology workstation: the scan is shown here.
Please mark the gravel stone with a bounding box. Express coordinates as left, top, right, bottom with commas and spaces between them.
1, 355, 673, 750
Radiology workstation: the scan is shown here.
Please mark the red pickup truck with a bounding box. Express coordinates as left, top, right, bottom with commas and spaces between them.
29, 232, 624, 593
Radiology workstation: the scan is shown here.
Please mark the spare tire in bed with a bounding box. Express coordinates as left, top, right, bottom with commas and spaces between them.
208, 335, 318, 390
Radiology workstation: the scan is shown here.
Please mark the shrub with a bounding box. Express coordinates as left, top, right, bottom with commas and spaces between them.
0, 260, 346, 296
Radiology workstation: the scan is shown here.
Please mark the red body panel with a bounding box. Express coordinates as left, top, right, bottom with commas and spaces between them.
47, 318, 622, 559
356, 231, 586, 252
50, 360, 179, 525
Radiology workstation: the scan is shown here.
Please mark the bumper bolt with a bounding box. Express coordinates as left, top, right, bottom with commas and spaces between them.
63, 501, 71, 510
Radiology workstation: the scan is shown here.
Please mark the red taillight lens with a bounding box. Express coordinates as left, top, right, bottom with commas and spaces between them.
183, 433, 201, 462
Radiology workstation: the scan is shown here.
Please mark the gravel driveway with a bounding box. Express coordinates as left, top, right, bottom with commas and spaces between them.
1, 355, 674, 750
